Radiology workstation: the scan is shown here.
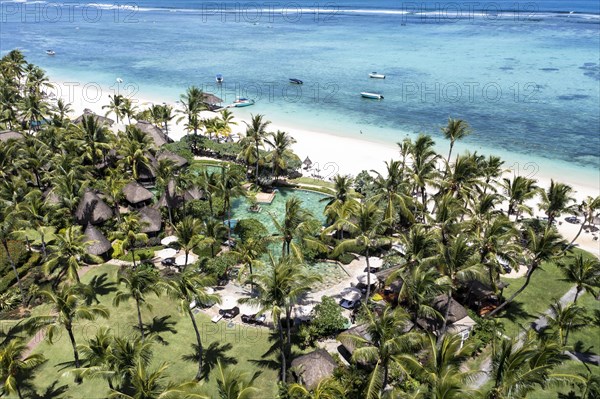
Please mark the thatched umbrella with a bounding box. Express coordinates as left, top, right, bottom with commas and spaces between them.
432, 295, 468, 324
83, 224, 111, 256
290, 349, 337, 390
74, 190, 113, 225
0, 130, 24, 142
73, 108, 114, 126
135, 121, 171, 147
122, 181, 153, 205
183, 187, 206, 201
202, 93, 223, 105
157, 151, 189, 169
340, 287, 362, 301
303, 157, 312, 169
138, 206, 162, 234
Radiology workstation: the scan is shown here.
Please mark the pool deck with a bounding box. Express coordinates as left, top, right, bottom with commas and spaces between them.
255, 191, 276, 204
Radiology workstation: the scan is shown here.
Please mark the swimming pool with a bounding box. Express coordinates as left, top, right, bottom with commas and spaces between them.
230, 188, 329, 234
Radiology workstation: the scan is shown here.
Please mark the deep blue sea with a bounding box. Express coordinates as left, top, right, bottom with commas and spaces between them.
1, 0, 599, 181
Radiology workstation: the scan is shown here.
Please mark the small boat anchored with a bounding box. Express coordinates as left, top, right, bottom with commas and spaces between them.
369, 72, 385, 79
289, 78, 303, 85
46, 50, 56, 56
361, 92, 384, 100
228, 97, 255, 108
216, 74, 224, 83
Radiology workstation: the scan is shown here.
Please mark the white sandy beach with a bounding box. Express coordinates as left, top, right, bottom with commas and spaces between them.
50, 79, 600, 256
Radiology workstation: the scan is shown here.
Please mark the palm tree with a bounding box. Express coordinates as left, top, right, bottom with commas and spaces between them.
77, 114, 111, 165
196, 169, 218, 217
75, 327, 116, 389
37, 285, 109, 377
164, 271, 220, 380
240, 255, 321, 382
173, 216, 202, 267
397, 333, 476, 398
108, 361, 207, 399
565, 195, 600, 251
437, 235, 481, 335
338, 306, 418, 397
231, 236, 269, 287
214, 163, 245, 247
215, 360, 261, 399
329, 200, 387, 298
176, 86, 207, 133
271, 197, 314, 258
44, 225, 100, 285
543, 301, 589, 347
485, 332, 569, 399
441, 118, 471, 175
487, 227, 566, 318
199, 218, 228, 258
538, 179, 575, 225
240, 114, 271, 184
560, 254, 600, 303
103, 94, 125, 124
111, 213, 149, 269
117, 126, 153, 180
409, 134, 439, 215
19, 93, 48, 132
0, 338, 46, 399
288, 377, 346, 399
113, 267, 163, 341
98, 170, 127, 222
0, 205, 26, 303
371, 160, 414, 227
265, 130, 297, 182
121, 97, 138, 124
501, 175, 539, 221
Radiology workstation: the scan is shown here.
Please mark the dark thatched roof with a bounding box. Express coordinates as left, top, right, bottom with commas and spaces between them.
202, 93, 223, 105
73, 108, 115, 126
157, 151, 189, 168
290, 349, 337, 391
0, 130, 24, 142
417, 295, 468, 333
135, 121, 172, 148
375, 264, 404, 283
157, 179, 183, 208
74, 190, 113, 225
338, 324, 370, 355
83, 224, 111, 255
183, 186, 205, 201
139, 206, 162, 233
122, 181, 153, 204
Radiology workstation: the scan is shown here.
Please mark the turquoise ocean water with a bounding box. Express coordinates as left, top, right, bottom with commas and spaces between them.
1, 0, 599, 183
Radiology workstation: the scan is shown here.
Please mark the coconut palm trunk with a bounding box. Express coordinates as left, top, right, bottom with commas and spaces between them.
136, 298, 145, 341
2, 239, 26, 304
66, 324, 82, 383
187, 306, 204, 380
277, 318, 287, 382
365, 248, 372, 299
487, 264, 537, 318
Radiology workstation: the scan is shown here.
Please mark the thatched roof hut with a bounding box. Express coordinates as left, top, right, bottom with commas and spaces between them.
157, 151, 189, 168
122, 181, 153, 205
338, 324, 371, 355
417, 295, 468, 333
375, 264, 404, 283
183, 187, 205, 201
75, 190, 113, 225
290, 349, 337, 391
83, 224, 111, 256
138, 206, 162, 234
0, 130, 24, 142
135, 121, 172, 148
73, 109, 115, 126
157, 179, 183, 209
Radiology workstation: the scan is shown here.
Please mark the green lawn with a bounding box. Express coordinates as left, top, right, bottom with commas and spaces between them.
496, 250, 595, 337
18, 264, 279, 399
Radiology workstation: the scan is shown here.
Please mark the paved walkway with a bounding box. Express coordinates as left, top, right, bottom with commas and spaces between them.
471, 285, 580, 388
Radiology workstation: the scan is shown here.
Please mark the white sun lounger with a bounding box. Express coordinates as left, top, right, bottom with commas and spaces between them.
211, 314, 223, 323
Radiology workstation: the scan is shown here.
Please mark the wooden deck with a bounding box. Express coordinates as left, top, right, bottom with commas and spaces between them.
255, 191, 276, 204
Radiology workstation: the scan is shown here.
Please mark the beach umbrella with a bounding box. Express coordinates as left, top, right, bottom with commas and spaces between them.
220, 296, 238, 310
368, 257, 383, 270
155, 248, 177, 260
303, 156, 312, 166
340, 287, 362, 301
239, 302, 261, 315
357, 273, 378, 286
593, 215, 600, 225
161, 235, 178, 246
175, 253, 198, 266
